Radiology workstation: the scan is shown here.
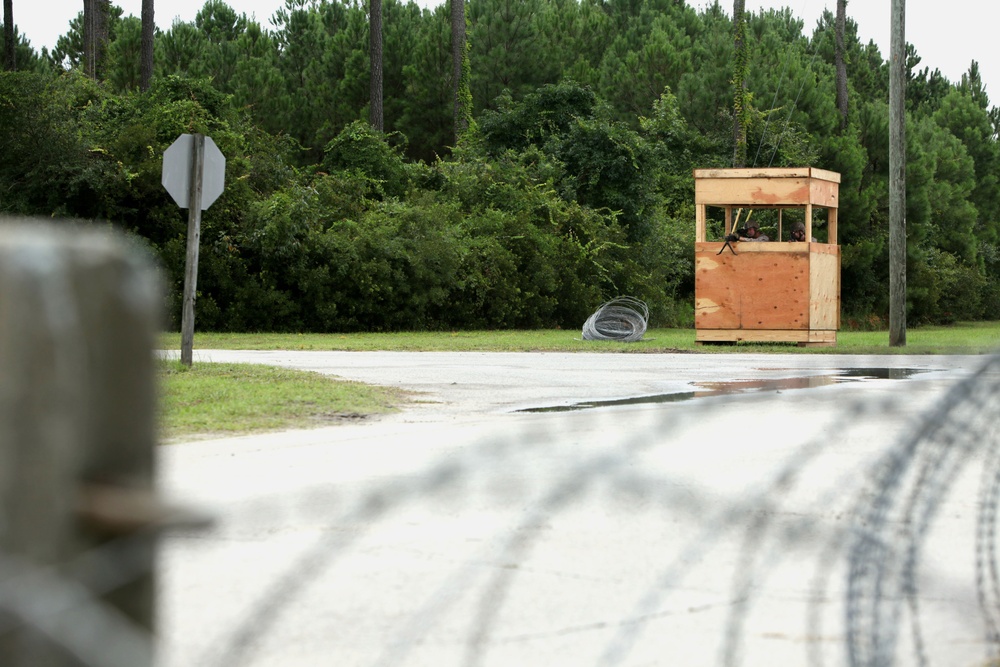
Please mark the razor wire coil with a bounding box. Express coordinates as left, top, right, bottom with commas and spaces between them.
581, 297, 649, 342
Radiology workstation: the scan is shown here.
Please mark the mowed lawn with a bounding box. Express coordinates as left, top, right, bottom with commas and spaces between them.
157, 360, 401, 442
162, 323, 1000, 354
158, 323, 1000, 441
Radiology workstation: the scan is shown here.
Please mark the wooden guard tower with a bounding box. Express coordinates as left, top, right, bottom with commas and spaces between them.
694, 167, 841, 346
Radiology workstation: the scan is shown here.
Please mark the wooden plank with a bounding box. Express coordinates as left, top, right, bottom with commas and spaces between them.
696, 204, 706, 242
694, 248, 810, 330
695, 251, 741, 329
695, 241, 812, 255
694, 168, 840, 207
808, 247, 841, 330
828, 207, 838, 245
807, 243, 839, 256
807, 167, 841, 183
693, 167, 840, 183
696, 177, 813, 206
737, 252, 810, 330
696, 247, 839, 332
705, 204, 814, 211
835, 245, 841, 328
802, 329, 837, 347
809, 179, 839, 209
696, 329, 813, 342
694, 167, 812, 179
696, 329, 837, 344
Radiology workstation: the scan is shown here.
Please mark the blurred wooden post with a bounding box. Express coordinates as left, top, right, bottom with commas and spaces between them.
0, 220, 160, 666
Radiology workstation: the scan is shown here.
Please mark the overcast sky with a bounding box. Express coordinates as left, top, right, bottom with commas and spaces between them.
12, 1, 997, 108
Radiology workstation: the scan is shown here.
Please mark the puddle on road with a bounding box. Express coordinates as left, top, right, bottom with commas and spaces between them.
518, 368, 932, 413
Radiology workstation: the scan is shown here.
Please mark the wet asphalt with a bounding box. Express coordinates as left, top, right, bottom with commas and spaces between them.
157, 351, 996, 667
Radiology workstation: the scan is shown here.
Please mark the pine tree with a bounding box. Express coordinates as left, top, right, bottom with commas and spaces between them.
835, 0, 848, 130
731, 0, 749, 167
83, 0, 110, 79
140, 0, 154, 91
450, 0, 467, 143
468, 0, 546, 112
4, 0, 14, 71
370, 0, 383, 131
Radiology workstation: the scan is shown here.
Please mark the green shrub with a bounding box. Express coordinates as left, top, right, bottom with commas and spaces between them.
908, 247, 984, 324
322, 121, 410, 199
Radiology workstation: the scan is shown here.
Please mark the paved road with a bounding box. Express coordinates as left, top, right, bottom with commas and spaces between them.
157, 351, 999, 667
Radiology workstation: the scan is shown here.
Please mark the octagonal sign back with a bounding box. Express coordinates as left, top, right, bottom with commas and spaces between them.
162, 134, 226, 210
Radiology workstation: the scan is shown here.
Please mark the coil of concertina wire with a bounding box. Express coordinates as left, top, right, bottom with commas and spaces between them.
581, 297, 649, 342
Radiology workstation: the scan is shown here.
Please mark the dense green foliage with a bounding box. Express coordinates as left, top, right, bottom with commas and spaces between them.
2, 0, 999, 330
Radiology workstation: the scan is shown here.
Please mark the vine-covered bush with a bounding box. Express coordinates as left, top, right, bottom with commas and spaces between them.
185, 138, 676, 331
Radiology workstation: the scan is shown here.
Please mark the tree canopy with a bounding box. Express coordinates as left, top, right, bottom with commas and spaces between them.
2, 0, 998, 330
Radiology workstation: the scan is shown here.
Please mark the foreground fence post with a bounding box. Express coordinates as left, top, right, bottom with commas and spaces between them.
0, 220, 161, 667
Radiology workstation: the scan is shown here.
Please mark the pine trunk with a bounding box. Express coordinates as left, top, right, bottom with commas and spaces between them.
451, 0, 468, 143
731, 0, 747, 168
3, 0, 14, 71
835, 0, 848, 131
140, 0, 154, 91
369, 0, 384, 132
83, 0, 110, 79
83, 0, 94, 77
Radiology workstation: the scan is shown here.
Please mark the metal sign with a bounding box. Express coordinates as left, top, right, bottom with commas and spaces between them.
162, 134, 226, 210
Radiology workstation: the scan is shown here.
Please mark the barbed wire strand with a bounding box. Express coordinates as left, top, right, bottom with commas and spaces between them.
598, 387, 914, 667
7, 355, 1000, 667
846, 355, 1000, 667
977, 431, 1000, 656
0, 550, 154, 667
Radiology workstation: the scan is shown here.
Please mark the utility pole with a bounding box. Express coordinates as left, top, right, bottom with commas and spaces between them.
889, 0, 906, 346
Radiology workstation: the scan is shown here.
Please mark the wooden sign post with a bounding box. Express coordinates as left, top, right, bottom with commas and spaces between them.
181, 134, 205, 367
161, 133, 226, 366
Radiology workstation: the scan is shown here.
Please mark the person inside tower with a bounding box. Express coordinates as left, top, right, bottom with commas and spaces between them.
739, 220, 769, 242
789, 221, 816, 242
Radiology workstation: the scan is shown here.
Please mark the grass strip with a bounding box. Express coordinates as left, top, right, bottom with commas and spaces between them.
157, 360, 401, 443
160, 323, 1000, 355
